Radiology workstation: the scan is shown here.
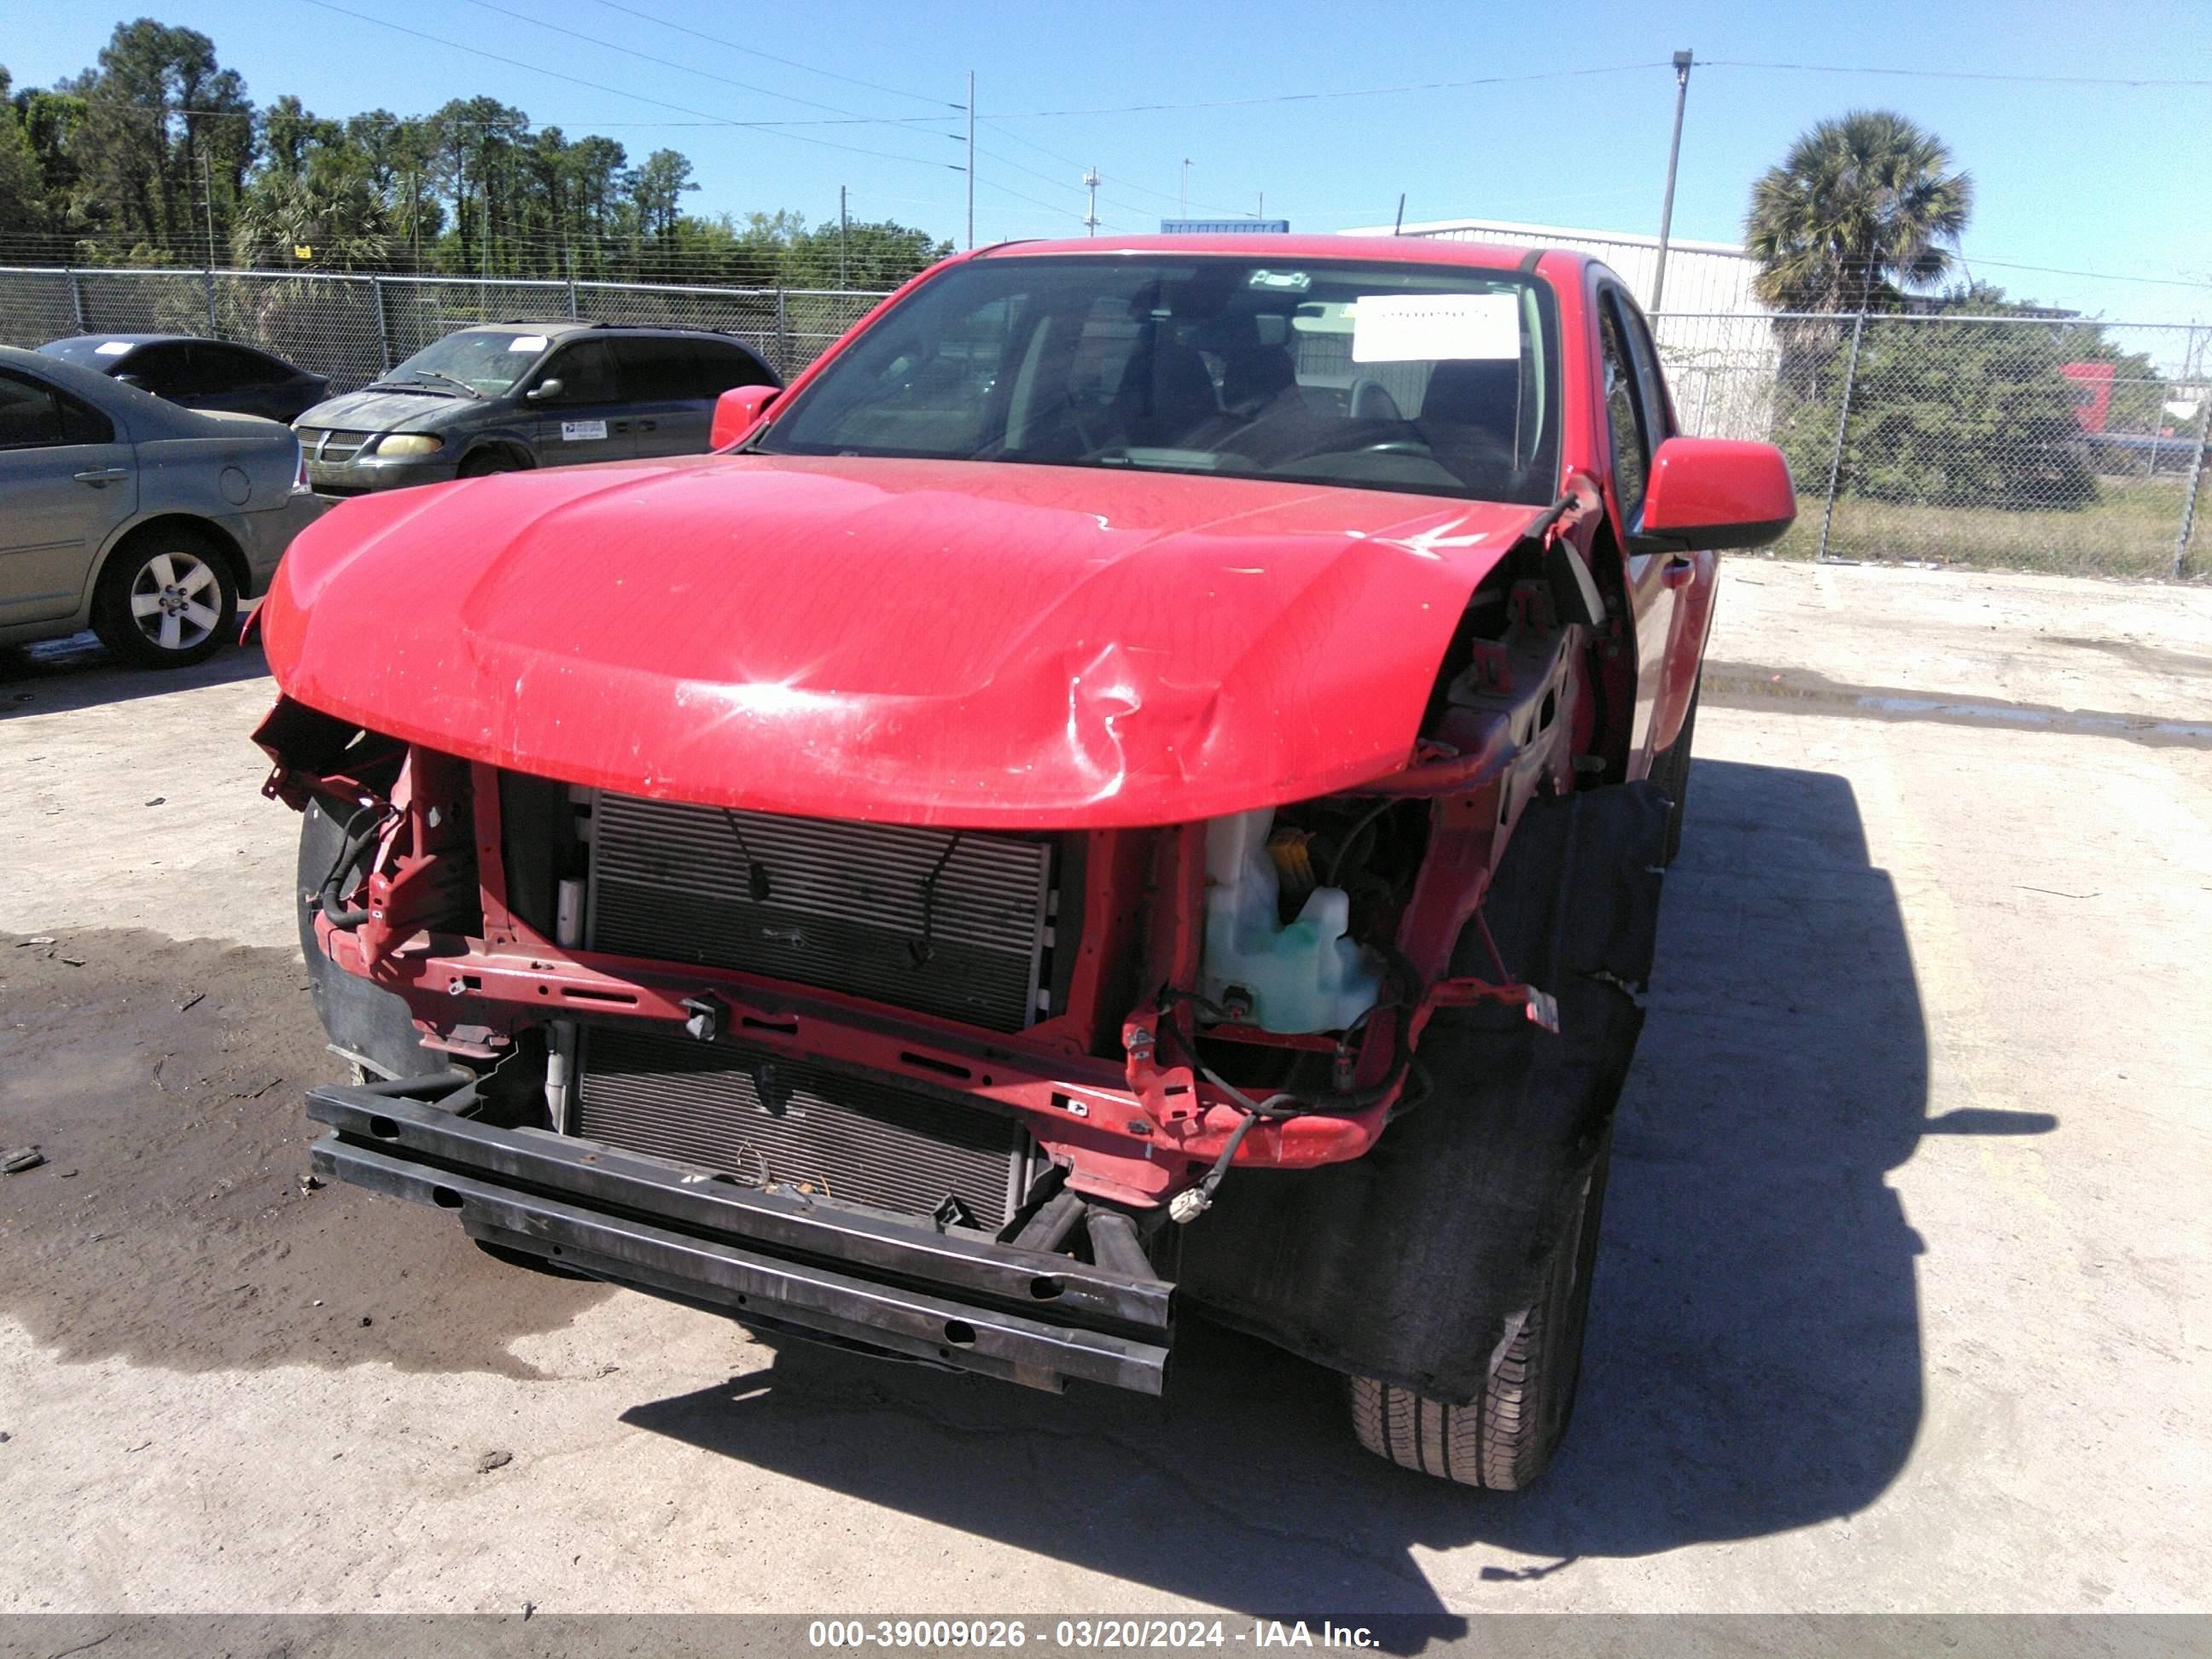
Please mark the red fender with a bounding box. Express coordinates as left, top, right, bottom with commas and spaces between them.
1650, 550, 1718, 756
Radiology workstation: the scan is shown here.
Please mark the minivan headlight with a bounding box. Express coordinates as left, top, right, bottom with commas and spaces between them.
375, 433, 443, 457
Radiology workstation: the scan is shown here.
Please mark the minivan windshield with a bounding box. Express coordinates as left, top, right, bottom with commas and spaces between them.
757, 255, 1560, 504
382, 329, 553, 397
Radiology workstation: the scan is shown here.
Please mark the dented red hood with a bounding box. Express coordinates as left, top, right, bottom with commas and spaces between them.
261, 455, 1545, 827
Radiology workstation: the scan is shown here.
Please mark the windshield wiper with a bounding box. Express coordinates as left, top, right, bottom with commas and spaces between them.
405, 369, 484, 399
364, 379, 459, 398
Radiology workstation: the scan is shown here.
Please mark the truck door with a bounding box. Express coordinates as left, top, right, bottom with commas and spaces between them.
1596, 287, 1677, 770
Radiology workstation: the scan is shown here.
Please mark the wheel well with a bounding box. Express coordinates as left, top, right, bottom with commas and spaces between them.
459, 440, 534, 474
95, 515, 249, 604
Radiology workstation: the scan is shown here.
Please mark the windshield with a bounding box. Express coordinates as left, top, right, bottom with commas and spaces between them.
384, 329, 554, 396
758, 255, 1560, 504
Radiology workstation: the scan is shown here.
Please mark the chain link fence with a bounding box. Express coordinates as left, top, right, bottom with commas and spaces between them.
3, 265, 2205, 579
1651, 311, 2209, 579
0, 265, 884, 393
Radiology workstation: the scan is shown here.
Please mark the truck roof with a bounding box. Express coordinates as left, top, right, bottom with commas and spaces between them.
974, 232, 1577, 275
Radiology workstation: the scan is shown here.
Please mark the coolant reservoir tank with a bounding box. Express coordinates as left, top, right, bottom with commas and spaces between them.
1199, 808, 1384, 1034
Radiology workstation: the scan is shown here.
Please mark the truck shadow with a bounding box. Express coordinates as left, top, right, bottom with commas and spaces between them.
623, 759, 2046, 1619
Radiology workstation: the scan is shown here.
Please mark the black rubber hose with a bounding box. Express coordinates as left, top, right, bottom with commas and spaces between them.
318, 806, 387, 930
1171, 945, 1423, 1120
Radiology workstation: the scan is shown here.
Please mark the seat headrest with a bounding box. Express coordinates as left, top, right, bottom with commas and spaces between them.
1419, 359, 1520, 442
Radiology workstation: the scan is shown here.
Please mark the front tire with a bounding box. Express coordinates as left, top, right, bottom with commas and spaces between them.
457, 449, 527, 479
1348, 1126, 1613, 1490
91, 527, 238, 669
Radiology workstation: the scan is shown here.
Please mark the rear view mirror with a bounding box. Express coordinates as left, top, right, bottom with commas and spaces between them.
1632, 436, 1797, 553
712, 384, 780, 448
114, 372, 144, 388
525, 377, 563, 401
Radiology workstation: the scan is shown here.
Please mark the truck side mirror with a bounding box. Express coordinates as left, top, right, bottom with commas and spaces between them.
525, 377, 563, 402
712, 384, 780, 448
1631, 436, 1797, 552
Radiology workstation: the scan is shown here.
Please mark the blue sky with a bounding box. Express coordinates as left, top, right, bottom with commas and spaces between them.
9, 0, 2209, 321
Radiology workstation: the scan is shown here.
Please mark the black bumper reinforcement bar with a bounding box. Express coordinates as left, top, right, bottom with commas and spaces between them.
306, 1085, 1172, 1394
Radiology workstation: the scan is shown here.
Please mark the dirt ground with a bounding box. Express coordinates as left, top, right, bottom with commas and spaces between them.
1, 560, 2208, 1621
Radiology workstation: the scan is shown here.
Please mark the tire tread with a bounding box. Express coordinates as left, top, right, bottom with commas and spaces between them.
1346, 1138, 1610, 1491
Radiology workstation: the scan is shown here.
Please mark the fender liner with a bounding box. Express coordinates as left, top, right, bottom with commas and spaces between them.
296, 796, 456, 1080
1176, 781, 1669, 1403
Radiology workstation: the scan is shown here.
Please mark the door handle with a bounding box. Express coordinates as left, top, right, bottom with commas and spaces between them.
610, 421, 630, 433
73, 467, 130, 487
639, 419, 657, 432
1661, 554, 1696, 589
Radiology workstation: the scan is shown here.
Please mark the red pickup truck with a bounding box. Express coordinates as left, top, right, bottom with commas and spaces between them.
253, 236, 1792, 1488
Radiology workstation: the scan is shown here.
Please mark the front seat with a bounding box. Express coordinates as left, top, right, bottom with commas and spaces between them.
1417, 360, 1522, 489
1114, 330, 1220, 448
1220, 334, 1297, 417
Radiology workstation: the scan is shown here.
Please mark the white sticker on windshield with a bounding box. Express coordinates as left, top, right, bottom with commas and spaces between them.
1351, 294, 1519, 363
95, 341, 134, 356
508, 335, 549, 352
561, 420, 608, 442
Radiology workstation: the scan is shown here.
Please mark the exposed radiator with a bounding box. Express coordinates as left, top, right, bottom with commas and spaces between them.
586, 794, 1056, 1033
577, 1027, 1031, 1225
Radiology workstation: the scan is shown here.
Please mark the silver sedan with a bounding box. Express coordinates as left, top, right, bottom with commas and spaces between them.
0, 344, 324, 668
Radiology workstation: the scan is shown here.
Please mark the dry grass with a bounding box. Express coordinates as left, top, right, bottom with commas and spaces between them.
1771, 473, 2206, 579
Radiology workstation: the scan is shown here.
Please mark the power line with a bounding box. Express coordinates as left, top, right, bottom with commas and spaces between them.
970, 143, 1203, 231
981, 61, 1670, 119
971, 143, 1087, 198
1964, 255, 2212, 290
1699, 58, 2212, 88
981, 120, 1255, 219
579, 0, 958, 110
969, 174, 1091, 225
290, 0, 962, 170
51, 93, 953, 134
452, 0, 944, 134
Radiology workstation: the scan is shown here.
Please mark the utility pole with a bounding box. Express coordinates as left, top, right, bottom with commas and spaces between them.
201, 153, 218, 335
964, 72, 975, 250
201, 154, 217, 271
1393, 192, 1406, 235
1650, 49, 1693, 313
1082, 168, 1101, 236
1180, 159, 1192, 218
839, 184, 848, 287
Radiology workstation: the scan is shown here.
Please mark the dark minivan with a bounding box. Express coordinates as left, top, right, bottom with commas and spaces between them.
291, 321, 779, 495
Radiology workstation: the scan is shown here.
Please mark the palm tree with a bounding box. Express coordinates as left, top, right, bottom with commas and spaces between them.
229, 166, 390, 272
1745, 110, 1973, 314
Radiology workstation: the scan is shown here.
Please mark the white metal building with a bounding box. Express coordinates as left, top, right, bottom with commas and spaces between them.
1336, 217, 1782, 441
1336, 216, 1768, 317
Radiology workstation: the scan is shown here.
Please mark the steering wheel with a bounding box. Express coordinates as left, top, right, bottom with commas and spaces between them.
1347, 377, 1403, 422
1360, 439, 1434, 457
